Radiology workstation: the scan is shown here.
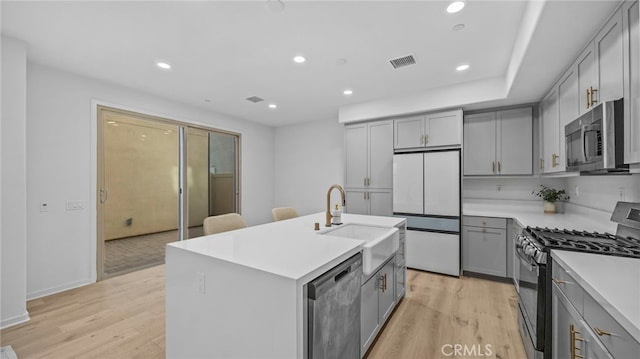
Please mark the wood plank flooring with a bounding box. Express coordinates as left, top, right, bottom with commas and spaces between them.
0, 267, 525, 359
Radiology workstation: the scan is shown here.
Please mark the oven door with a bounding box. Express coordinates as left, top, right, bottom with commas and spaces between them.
516, 244, 546, 351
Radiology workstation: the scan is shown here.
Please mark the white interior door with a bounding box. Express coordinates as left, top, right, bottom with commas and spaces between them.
423, 151, 459, 216
392, 153, 423, 214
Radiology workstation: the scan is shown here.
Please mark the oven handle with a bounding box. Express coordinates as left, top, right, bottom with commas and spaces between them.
515, 244, 537, 272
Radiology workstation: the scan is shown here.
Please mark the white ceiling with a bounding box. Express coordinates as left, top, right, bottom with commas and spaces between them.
1, 1, 621, 127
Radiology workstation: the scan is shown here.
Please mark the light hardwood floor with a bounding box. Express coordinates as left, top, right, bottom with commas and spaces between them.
1, 267, 525, 359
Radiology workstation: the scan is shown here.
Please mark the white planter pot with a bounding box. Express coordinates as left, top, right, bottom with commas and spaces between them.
543, 201, 556, 214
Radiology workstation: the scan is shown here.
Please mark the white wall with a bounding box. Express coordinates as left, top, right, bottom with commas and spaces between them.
463, 174, 640, 213
273, 118, 345, 216
25, 64, 274, 300
1, 36, 29, 328
566, 175, 640, 213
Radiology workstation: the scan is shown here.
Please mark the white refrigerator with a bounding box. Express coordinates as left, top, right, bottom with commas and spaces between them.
393, 150, 461, 276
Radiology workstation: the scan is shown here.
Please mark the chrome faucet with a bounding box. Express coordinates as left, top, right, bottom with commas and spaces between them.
326, 184, 346, 227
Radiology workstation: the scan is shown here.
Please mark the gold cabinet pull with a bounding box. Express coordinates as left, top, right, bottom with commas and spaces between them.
424, 134, 428, 145
570, 324, 584, 359
586, 88, 592, 108
590, 87, 598, 107
552, 153, 559, 168
594, 327, 611, 336
553, 278, 567, 285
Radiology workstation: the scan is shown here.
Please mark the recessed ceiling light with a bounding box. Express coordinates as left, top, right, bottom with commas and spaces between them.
268, 103, 278, 109
204, 99, 211, 102
456, 64, 470, 71
343, 89, 353, 95
293, 55, 306, 63
156, 62, 171, 69
452, 23, 465, 31
447, 1, 465, 14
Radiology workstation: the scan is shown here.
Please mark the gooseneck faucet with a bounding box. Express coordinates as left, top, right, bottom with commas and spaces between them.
326, 184, 346, 227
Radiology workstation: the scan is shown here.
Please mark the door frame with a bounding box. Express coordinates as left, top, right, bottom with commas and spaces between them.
93, 102, 241, 281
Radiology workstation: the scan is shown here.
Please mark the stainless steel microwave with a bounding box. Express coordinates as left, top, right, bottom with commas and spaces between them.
565, 99, 628, 173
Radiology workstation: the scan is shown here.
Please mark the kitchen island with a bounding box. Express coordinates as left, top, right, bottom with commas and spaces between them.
165, 212, 405, 359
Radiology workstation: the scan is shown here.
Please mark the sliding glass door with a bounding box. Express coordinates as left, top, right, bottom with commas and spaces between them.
97, 106, 239, 279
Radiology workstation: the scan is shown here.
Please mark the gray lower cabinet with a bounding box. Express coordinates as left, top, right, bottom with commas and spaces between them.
361, 257, 396, 357
462, 216, 507, 277
552, 258, 640, 358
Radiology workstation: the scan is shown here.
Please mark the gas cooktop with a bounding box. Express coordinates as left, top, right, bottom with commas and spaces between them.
524, 226, 640, 259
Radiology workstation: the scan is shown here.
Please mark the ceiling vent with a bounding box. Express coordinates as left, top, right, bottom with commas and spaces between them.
245, 96, 264, 103
389, 54, 416, 69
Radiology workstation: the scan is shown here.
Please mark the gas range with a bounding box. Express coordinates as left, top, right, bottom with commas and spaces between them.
518, 226, 640, 264
516, 201, 640, 359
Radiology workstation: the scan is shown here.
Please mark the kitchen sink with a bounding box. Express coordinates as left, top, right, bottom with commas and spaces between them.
319, 224, 399, 275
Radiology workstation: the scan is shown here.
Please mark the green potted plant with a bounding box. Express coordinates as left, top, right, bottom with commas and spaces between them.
532, 185, 569, 213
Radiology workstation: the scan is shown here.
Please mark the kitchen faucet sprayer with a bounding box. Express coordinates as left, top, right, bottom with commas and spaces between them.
326, 184, 346, 227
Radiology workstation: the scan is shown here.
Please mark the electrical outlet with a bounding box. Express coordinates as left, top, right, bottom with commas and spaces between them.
620, 187, 626, 201
40, 203, 49, 212
496, 185, 502, 192
197, 272, 206, 294
66, 200, 84, 210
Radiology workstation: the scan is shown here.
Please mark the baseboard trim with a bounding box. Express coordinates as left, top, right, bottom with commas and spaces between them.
27, 278, 94, 301
0, 311, 30, 330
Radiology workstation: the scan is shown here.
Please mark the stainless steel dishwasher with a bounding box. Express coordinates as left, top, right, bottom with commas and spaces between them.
307, 252, 362, 359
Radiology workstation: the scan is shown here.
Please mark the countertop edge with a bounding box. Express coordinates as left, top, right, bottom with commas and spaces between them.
551, 250, 640, 343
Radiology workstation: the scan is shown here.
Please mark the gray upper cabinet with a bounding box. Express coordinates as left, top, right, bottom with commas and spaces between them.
540, 3, 632, 171
464, 107, 532, 176
345, 120, 393, 189
394, 109, 462, 150
595, 8, 624, 104
624, 0, 640, 165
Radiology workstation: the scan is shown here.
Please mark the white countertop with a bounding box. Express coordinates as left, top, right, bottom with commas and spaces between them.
463, 199, 617, 233
167, 212, 405, 281
551, 250, 640, 342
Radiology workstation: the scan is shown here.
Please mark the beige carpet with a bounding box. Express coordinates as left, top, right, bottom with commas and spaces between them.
104, 226, 204, 275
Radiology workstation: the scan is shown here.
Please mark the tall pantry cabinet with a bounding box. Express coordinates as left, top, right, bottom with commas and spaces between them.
344, 120, 393, 216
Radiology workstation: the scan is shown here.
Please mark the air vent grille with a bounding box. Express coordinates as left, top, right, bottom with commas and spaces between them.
245, 96, 264, 103
389, 54, 416, 69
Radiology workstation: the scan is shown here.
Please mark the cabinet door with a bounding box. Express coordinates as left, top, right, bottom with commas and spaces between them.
345, 190, 368, 215
462, 226, 507, 277
497, 108, 533, 175
424, 151, 459, 216
558, 68, 579, 169
360, 274, 380, 354
378, 260, 396, 324
395, 255, 405, 301
577, 44, 597, 115
368, 121, 393, 188
552, 285, 613, 359
425, 110, 462, 147
624, 1, 640, 164
595, 8, 624, 103
368, 190, 392, 217
463, 112, 496, 175
345, 124, 367, 188
541, 89, 562, 173
394, 116, 424, 149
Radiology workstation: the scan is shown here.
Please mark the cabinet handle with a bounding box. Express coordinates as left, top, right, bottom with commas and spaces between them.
367, 177, 370, 186
492, 161, 496, 173
540, 158, 544, 172
420, 134, 424, 145
594, 327, 611, 336
379, 273, 387, 292
424, 134, 428, 145
553, 278, 567, 285
552, 153, 559, 168
498, 161, 501, 173
586, 88, 592, 108
590, 87, 598, 107
570, 324, 584, 359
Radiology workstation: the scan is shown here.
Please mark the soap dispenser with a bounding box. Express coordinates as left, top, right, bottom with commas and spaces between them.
331, 203, 343, 225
